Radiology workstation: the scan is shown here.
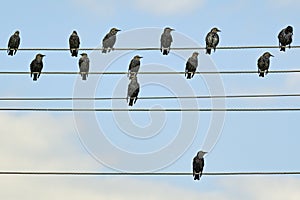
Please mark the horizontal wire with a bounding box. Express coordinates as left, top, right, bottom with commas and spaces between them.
0, 70, 300, 75
0, 171, 299, 176
1, 108, 300, 112
1, 93, 300, 101
0, 45, 300, 51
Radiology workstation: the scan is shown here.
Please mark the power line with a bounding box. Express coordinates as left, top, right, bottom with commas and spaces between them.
1, 108, 300, 112
1, 93, 300, 101
0, 70, 300, 75
0, 171, 299, 176
0, 45, 300, 51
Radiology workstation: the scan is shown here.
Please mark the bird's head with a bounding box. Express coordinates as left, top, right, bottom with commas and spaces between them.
80, 53, 88, 57
263, 52, 274, 58
134, 55, 143, 60
286, 26, 293, 34
197, 151, 207, 158
164, 27, 175, 33
211, 27, 221, 33
110, 28, 121, 34
72, 30, 78, 35
15, 30, 20, 35
192, 52, 199, 57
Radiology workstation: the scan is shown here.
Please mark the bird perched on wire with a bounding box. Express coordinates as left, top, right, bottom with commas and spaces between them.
278, 26, 293, 52
78, 53, 90, 80
192, 151, 207, 181
257, 52, 274, 77
128, 55, 143, 78
127, 76, 140, 106
160, 27, 175, 55
102, 28, 121, 53
7, 30, 20, 56
69, 30, 80, 57
30, 54, 45, 81
205, 27, 221, 55
185, 52, 199, 79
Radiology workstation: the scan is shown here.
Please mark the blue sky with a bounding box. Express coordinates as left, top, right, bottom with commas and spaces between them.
0, 0, 300, 199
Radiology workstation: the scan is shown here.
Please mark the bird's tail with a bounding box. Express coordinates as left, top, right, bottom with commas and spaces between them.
194, 174, 200, 180
8, 49, 14, 56
280, 46, 286, 52
206, 48, 211, 55
259, 72, 265, 77
71, 49, 78, 57
129, 98, 134, 106
187, 73, 192, 79
82, 73, 87, 80
163, 49, 169, 55
33, 73, 38, 81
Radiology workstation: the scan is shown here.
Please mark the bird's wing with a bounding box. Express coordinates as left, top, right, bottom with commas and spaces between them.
78, 57, 84, 67
7, 36, 13, 47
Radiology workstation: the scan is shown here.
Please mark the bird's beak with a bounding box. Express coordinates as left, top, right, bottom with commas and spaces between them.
217, 29, 221, 32
138, 56, 143, 58
41, 55, 46, 57
116, 29, 121, 32
270, 54, 274, 57
171, 28, 175, 31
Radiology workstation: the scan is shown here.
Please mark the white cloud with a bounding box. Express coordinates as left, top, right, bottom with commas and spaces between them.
133, 0, 205, 15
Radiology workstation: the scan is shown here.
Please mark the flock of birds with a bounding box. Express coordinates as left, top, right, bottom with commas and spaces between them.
5, 25, 294, 180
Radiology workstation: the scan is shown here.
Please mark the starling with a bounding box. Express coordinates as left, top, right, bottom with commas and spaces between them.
185, 52, 199, 79
128, 55, 143, 78
127, 76, 140, 106
257, 52, 274, 77
78, 53, 90, 80
205, 27, 221, 55
160, 27, 174, 55
69, 30, 80, 57
192, 151, 207, 181
30, 54, 45, 81
278, 26, 293, 52
7, 30, 20, 56
102, 28, 121, 53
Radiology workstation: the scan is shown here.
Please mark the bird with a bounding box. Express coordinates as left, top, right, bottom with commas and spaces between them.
257, 52, 274, 77
278, 26, 293, 52
78, 53, 90, 80
128, 55, 143, 78
160, 27, 175, 55
30, 54, 45, 81
205, 27, 221, 55
69, 30, 80, 57
185, 52, 199, 79
7, 30, 20, 56
102, 28, 121, 53
192, 151, 207, 181
127, 76, 140, 106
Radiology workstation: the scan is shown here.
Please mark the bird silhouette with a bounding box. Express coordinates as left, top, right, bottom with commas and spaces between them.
128, 55, 143, 78
102, 28, 121, 53
69, 30, 80, 57
127, 76, 140, 106
192, 151, 207, 181
30, 54, 45, 81
7, 30, 20, 56
160, 27, 174, 55
78, 53, 90, 80
278, 26, 293, 52
205, 27, 221, 55
257, 52, 274, 77
185, 52, 199, 79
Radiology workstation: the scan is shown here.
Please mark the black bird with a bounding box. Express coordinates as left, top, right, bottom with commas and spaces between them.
78, 53, 90, 80
127, 77, 140, 106
192, 151, 207, 181
185, 52, 199, 79
7, 30, 20, 56
128, 55, 143, 78
278, 26, 293, 52
30, 54, 45, 81
160, 27, 174, 55
69, 30, 80, 57
205, 27, 221, 55
257, 52, 274, 77
102, 28, 121, 53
